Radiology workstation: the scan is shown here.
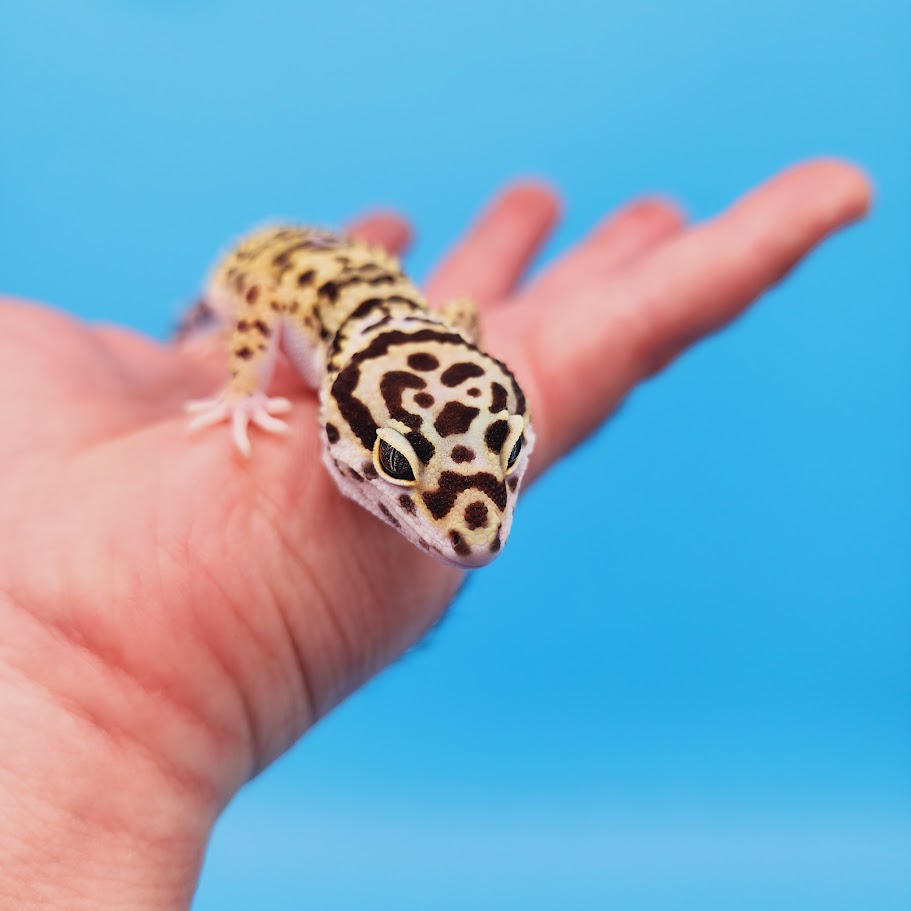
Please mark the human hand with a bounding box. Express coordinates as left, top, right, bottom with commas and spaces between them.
0, 160, 869, 908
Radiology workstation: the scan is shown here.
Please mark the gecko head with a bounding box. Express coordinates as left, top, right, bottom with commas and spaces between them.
324, 354, 534, 568
367, 411, 533, 568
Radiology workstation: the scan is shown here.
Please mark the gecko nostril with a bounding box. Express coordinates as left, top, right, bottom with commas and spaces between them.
449, 530, 471, 557
464, 501, 489, 529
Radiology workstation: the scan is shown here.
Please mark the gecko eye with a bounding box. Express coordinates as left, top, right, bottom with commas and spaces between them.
378, 440, 415, 482
506, 435, 523, 470
374, 428, 420, 486
501, 414, 527, 474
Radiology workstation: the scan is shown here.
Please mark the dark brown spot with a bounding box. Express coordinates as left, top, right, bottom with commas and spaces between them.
326, 423, 340, 444
327, 297, 418, 363
245, 285, 260, 305
330, 364, 378, 451
272, 239, 324, 275
327, 274, 369, 299
331, 328, 482, 444
451, 445, 475, 463
467, 387, 481, 397
485, 420, 509, 452
346, 328, 478, 370
348, 469, 364, 482
272, 237, 341, 277
253, 319, 271, 337
399, 494, 416, 515
423, 471, 508, 520
449, 530, 471, 556
380, 371, 426, 431
346, 297, 389, 325
414, 392, 435, 408
235, 346, 254, 360
441, 362, 485, 387
379, 503, 401, 528
345, 295, 421, 330
319, 280, 340, 303
386, 295, 422, 308
492, 356, 526, 414
408, 352, 440, 372
365, 314, 393, 331
490, 533, 502, 553
435, 401, 480, 437
298, 269, 315, 286
507, 475, 519, 492
319, 326, 330, 341
236, 319, 250, 331
464, 501, 489, 530
490, 382, 508, 413
362, 461, 378, 480
272, 300, 283, 312
405, 431, 435, 464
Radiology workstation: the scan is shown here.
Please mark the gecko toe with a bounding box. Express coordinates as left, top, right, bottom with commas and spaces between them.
187, 399, 229, 432
263, 397, 292, 415
250, 407, 290, 435
185, 397, 221, 415
232, 409, 252, 458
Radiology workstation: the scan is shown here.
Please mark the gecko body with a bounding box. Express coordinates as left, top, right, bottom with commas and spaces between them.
187, 225, 533, 568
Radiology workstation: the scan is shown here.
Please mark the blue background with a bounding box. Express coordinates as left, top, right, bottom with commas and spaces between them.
2, 1, 909, 908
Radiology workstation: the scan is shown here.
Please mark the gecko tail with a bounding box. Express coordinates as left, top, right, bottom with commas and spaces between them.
173, 296, 223, 345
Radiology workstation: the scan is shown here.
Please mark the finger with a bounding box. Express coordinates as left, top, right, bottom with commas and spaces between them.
346, 211, 413, 256
616, 159, 872, 378
517, 197, 685, 303
425, 181, 561, 309
512, 158, 872, 468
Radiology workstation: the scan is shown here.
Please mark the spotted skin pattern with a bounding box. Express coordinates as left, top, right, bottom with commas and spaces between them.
186, 225, 534, 568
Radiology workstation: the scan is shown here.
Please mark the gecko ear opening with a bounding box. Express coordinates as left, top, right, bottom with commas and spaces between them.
374, 428, 420, 486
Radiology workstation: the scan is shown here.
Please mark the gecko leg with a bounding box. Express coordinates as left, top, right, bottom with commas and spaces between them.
185, 297, 289, 457
439, 297, 481, 346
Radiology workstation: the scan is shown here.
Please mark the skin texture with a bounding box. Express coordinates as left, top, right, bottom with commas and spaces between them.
0, 160, 870, 909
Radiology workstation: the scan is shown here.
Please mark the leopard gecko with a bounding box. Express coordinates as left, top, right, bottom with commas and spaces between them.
186, 225, 533, 568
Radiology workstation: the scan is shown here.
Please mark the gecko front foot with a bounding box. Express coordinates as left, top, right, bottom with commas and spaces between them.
185, 391, 292, 458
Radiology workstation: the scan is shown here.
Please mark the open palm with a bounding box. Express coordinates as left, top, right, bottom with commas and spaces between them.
0, 160, 869, 908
